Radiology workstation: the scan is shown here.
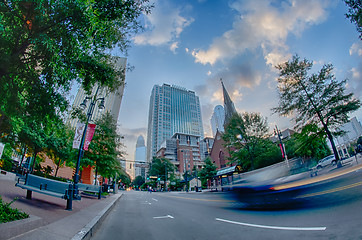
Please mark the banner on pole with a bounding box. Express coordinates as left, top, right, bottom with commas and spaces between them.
73, 123, 85, 149
83, 123, 96, 151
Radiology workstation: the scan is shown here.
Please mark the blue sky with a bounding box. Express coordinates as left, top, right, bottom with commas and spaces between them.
109, 0, 362, 161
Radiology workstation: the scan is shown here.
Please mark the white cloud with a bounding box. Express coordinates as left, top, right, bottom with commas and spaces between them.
352, 67, 361, 79
191, 0, 330, 66
133, 0, 194, 48
170, 42, 179, 53
350, 42, 362, 56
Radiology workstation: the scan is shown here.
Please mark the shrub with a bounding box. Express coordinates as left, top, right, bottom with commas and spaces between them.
0, 196, 29, 223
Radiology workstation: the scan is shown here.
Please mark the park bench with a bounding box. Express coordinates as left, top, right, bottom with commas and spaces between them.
15, 174, 74, 210
77, 183, 102, 199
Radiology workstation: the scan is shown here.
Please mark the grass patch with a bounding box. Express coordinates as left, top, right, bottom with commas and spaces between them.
0, 196, 29, 223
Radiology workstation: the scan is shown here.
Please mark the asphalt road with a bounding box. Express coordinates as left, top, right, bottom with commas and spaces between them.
91, 168, 362, 240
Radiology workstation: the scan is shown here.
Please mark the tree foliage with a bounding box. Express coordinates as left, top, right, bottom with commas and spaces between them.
285, 124, 331, 161
273, 55, 361, 162
45, 124, 75, 177
148, 157, 174, 181
198, 157, 217, 188
344, 0, 362, 39
132, 176, 145, 188
83, 112, 124, 179
0, 0, 152, 139
358, 136, 362, 146
223, 112, 277, 170
118, 170, 131, 188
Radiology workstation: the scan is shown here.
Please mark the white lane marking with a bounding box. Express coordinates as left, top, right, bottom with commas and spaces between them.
152, 198, 158, 201
215, 218, 326, 231
141, 201, 151, 205
153, 215, 174, 219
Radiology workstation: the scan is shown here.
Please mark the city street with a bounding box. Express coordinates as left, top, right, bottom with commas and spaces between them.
91, 168, 362, 240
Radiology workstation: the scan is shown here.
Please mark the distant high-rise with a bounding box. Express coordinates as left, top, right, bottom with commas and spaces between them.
135, 135, 147, 179
221, 79, 237, 127
68, 57, 127, 128
210, 105, 225, 136
147, 84, 204, 162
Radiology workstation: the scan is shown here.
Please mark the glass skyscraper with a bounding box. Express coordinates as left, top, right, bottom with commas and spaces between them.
210, 105, 225, 137
146, 84, 204, 162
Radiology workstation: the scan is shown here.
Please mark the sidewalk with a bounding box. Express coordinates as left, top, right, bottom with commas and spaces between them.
0, 173, 122, 240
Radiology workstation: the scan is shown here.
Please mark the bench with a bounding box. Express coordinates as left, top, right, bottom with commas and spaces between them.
16, 174, 74, 210
77, 183, 102, 199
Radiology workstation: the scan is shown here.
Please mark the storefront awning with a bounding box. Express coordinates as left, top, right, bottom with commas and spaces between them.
216, 165, 243, 177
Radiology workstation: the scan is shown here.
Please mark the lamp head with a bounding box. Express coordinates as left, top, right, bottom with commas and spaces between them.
98, 99, 105, 110
80, 99, 87, 110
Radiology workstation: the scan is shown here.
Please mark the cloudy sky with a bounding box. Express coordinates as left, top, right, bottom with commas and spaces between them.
110, 0, 362, 161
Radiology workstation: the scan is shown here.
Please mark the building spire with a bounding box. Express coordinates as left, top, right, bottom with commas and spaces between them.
221, 78, 237, 126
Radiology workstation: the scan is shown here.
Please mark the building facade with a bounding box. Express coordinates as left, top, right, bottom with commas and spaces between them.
68, 56, 127, 128
147, 84, 204, 162
156, 133, 204, 178
331, 117, 362, 158
67, 56, 127, 184
209, 80, 237, 170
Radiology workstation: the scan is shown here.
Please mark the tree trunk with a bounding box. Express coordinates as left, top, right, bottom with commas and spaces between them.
324, 125, 342, 167
19, 147, 27, 167
30, 151, 38, 173
55, 158, 61, 177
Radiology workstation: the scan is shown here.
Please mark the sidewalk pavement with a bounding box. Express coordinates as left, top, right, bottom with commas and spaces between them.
0, 173, 122, 240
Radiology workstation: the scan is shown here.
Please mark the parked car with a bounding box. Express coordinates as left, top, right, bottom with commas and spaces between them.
316, 155, 337, 169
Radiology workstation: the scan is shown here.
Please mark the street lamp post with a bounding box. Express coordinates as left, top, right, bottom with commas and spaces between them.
73, 86, 105, 201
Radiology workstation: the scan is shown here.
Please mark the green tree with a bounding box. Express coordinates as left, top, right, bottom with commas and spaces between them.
222, 112, 271, 170
254, 138, 282, 169
273, 55, 361, 165
17, 121, 47, 172
344, 0, 362, 39
357, 136, 362, 146
45, 124, 75, 177
83, 112, 123, 180
118, 170, 131, 188
132, 176, 145, 189
285, 124, 331, 161
0, 0, 152, 139
148, 157, 174, 181
198, 157, 217, 188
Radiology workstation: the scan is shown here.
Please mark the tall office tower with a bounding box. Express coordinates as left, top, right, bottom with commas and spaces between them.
210, 105, 225, 137
221, 79, 237, 126
134, 135, 147, 179
147, 84, 204, 162
68, 56, 127, 128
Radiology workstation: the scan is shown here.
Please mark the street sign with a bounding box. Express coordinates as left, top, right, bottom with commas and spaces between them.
134, 163, 148, 167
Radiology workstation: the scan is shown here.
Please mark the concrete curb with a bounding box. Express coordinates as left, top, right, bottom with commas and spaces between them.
0, 215, 43, 240
71, 193, 122, 240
